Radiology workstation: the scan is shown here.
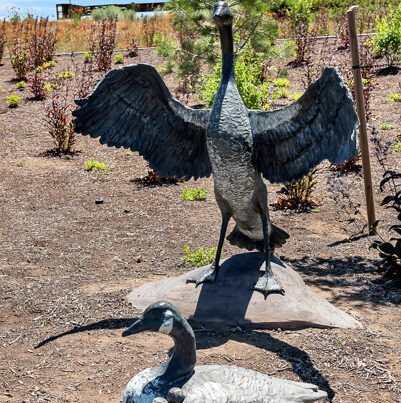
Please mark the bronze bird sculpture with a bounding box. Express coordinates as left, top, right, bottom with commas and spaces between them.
73, 1, 358, 294
121, 301, 328, 402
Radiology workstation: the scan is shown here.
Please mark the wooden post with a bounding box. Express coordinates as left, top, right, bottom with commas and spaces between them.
347, 6, 376, 234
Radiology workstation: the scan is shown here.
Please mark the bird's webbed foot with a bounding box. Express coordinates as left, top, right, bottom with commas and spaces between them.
186, 263, 219, 287
251, 264, 284, 295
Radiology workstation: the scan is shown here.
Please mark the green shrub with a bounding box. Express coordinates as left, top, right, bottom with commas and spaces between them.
388, 93, 401, 102
292, 92, 302, 100
181, 244, 220, 267
273, 87, 289, 99
59, 71, 75, 79
84, 159, 110, 172
17, 81, 26, 89
122, 9, 136, 21
7, 95, 21, 108
372, 4, 401, 66
92, 5, 123, 21
113, 54, 124, 64
273, 78, 290, 88
180, 186, 207, 202
199, 38, 270, 110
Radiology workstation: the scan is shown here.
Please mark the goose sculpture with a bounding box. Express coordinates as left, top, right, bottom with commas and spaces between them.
73, 1, 359, 294
121, 301, 328, 402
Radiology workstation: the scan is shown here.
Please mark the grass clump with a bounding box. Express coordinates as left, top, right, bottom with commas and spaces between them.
180, 186, 207, 202
181, 244, 219, 267
273, 78, 290, 88
7, 95, 21, 108
84, 159, 110, 172
380, 123, 394, 130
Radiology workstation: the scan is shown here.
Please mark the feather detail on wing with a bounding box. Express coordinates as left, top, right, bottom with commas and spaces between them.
73, 64, 212, 181
249, 67, 359, 184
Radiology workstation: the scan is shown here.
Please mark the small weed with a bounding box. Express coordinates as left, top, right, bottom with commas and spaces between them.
273, 88, 289, 99
0, 234, 4, 238
392, 140, 401, 152
16, 162, 26, 167
292, 92, 302, 100
83, 52, 93, 63
43, 60, 56, 69
126, 151, 133, 156
388, 93, 401, 102
273, 78, 290, 88
7, 95, 21, 108
0, 85, 2, 92
35, 66, 43, 73
180, 186, 207, 202
59, 71, 75, 79
181, 244, 219, 267
84, 158, 110, 172
113, 54, 124, 64
24, 131, 33, 136
17, 81, 26, 89
380, 123, 394, 130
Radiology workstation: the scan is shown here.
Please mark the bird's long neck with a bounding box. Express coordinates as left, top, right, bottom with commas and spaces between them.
163, 322, 196, 382
218, 23, 235, 82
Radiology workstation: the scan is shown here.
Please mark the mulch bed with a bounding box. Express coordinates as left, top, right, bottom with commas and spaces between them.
0, 42, 400, 402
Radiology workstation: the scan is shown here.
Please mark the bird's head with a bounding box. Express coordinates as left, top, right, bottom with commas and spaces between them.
122, 301, 180, 337
213, 1, 233, 27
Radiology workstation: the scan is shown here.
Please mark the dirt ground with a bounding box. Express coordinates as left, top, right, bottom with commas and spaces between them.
0, 42, 400, 403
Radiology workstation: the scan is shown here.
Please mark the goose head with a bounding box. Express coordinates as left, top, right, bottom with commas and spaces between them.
122, 301, 196, 381
213, 1, 233, 27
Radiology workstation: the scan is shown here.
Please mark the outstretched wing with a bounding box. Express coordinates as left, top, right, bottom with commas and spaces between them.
73, 64, 212, 180
249, 67, 359, 184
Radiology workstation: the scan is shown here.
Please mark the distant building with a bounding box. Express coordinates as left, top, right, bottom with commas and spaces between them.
56, 2, 167, 20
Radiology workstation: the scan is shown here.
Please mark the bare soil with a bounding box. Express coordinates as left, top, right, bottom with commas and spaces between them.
0, 43, 400, 403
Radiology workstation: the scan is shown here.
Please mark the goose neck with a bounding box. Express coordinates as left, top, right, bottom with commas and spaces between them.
218, 24, 235, 81
163, 322, 196, 381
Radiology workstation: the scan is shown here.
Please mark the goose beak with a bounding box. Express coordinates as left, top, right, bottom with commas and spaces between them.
122, 318, 148, 337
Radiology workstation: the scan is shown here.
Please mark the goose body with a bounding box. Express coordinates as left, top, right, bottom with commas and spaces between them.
122, 302, 328, 403
73, 1, 359, 294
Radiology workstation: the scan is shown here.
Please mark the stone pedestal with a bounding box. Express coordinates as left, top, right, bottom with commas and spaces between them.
127, 253, 362, 329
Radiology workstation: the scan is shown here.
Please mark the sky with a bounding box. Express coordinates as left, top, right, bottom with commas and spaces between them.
0, 0, 158, 19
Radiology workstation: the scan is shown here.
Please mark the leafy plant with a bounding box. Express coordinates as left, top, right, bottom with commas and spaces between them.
372, 4, 401, 66
380, 123, 394, 130
11, 52, 30, 81
17, 81, 26, 89
371, 170, 401, 287
7, 95, 21, 108
59, 71, 75, 79
292, 92, 302, 100
43, 60, 56, 69
181, 244, 219, 267
45, 96, 76, 154
89, 19, 117, 73
180, 186, 207, 201
273, 78, 290, 88
84, 159, 110, 172
0, 85, 2, 92
29, 72, 48, 100
199, 39, 270, 110
113, 53, 124, 64
35, 66, 43, 73
83, 52, 93, 63
273, 169, 318, 211
16, 162, 26, 167
388, 93, 401, 102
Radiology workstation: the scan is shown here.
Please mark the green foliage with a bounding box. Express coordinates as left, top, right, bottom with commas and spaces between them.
16, 162, 26, 167
83, 52, 93, 62
180, 186, 207, 201
84, 159, 110, 172
43, 83, 57, 92
17, 81, 26, 89
292, 92, 302, 100
91, 6, 136, 21
272, 87, 289, 99
11, 52, 30, 81
181, 244, 219, 267
159, 0, 280, 96
59, 71, 75, 79
35, 66, 43, 73
393, 140, 401, 152
273, 78, 290, 88
7, 95, 21, 108
113, 53, 124, 64
43, 60, 56, 69
126, 151, 133, 156
372, 4, 401, 66
274, 169, 318, 210
380, 123, 394, 130
0, 85, 2, 92
199, 39, 271, 110
388, 93, 401, 102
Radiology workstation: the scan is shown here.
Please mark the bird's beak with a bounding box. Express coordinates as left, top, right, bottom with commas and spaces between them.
122, 318, 147, 337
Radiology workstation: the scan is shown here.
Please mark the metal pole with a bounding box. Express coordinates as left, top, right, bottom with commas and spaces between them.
347, 6, 376, 234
